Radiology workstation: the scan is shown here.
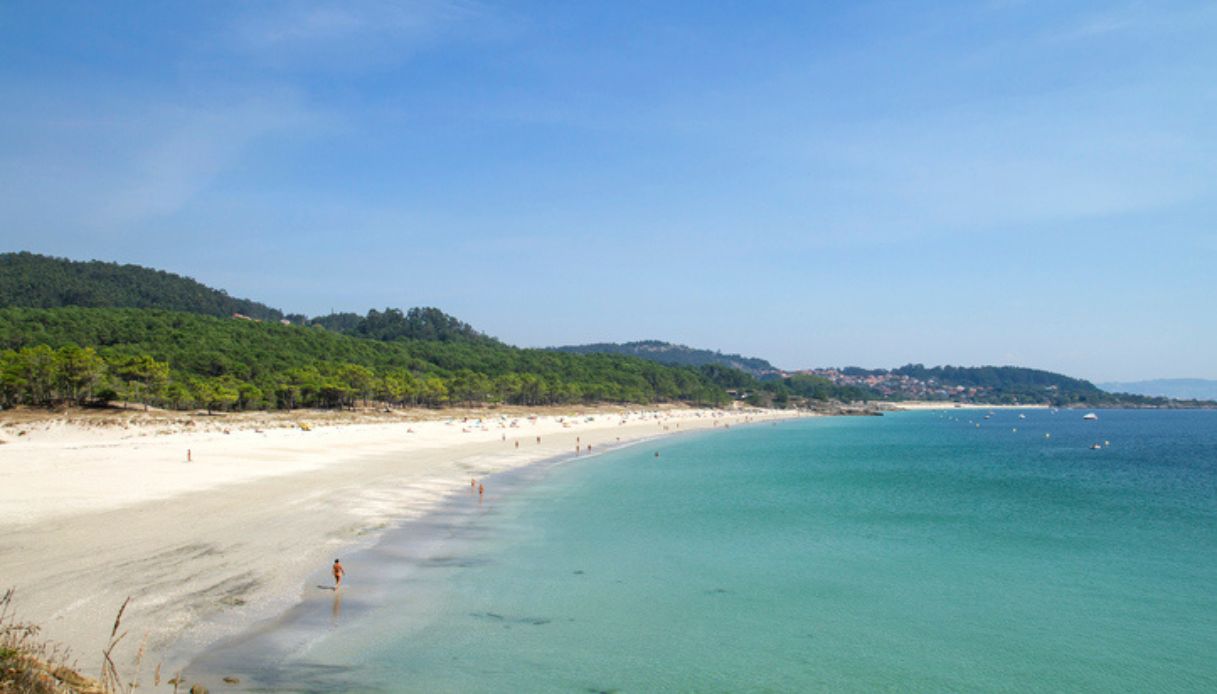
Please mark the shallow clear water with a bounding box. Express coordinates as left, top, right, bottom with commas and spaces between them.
201, 410, 1217, 692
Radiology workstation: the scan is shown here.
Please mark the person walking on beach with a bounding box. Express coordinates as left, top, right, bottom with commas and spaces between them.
332, 559, 345, 588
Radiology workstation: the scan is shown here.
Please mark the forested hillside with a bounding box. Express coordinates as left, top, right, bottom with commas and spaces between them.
0, 253, 741, 412
821, 363, 1196, 407
7, 251, 1170, 413
891, 363, 1114, 404
0, 307, 729, 410
311, 307, 493, 343
554, 340, 778, 376
0, 252, 284, 321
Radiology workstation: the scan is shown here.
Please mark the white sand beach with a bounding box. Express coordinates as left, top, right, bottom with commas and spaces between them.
0, 406, 800, 679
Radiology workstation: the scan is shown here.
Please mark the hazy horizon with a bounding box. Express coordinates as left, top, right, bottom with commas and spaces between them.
3, 2, 1215, 382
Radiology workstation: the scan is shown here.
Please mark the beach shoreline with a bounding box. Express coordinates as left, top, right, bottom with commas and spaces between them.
183, 428, 683, 688
0, 405, 803, 683
888, 401, 1052, 411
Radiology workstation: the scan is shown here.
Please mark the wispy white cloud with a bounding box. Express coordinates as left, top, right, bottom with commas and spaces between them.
0, 88, 321, 233
1, 2, 510, 240
781, 111, 1213, 249
852, 115, 1198, 220
102, 93, 319, 223
1042, 10, 1134, 42
1040, 2, 1217, 44
227, 0, 495, 70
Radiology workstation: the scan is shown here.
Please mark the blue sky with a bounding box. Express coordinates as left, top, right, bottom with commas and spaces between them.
2, 1, 1214, 381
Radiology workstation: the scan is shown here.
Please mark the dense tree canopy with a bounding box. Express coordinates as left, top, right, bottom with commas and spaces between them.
2, 252, 1173, 412
696, 365, 873, 407
891, 363, 1116, 405
0, 252, 284, 321
314, 307, 492, 343
554, 340, 778, 376
0, 307, 730, 411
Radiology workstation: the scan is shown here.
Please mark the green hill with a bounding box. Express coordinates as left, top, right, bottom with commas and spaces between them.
0, 252, 735, 411
311, 307, 493, 344
833, 363, 1196, 407
0, 251, 284, 321
553, 340, 778, 376
9, 251, 1175, 413
0, 307, 729, 410
0, 252, 498, 344
893, 363, 1107, 403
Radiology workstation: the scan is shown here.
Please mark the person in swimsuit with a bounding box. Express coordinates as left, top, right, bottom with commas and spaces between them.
333, 559, 345, 588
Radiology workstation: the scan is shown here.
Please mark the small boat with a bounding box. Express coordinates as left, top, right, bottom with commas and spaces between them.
1018, 414, 1026, 419
1091, 443, 1103, 450
1082, 413, 1098, 421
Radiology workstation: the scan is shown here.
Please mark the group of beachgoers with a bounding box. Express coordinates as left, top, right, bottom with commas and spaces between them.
323, 413, 729, 592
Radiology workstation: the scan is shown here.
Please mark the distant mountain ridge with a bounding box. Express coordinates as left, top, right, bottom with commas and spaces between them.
552, 340, 778, 376
0, 251, 284, 321
1099, 379, 1217, 401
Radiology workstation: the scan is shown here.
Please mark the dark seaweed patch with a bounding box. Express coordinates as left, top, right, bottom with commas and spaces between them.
469, 611, 551, 626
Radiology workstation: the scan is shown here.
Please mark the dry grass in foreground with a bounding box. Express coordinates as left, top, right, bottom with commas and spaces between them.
2, 590, 209, 694
1, 589, 103, 693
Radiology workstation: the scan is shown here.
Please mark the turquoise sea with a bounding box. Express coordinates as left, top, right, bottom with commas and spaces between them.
197, 410, 1217, 692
